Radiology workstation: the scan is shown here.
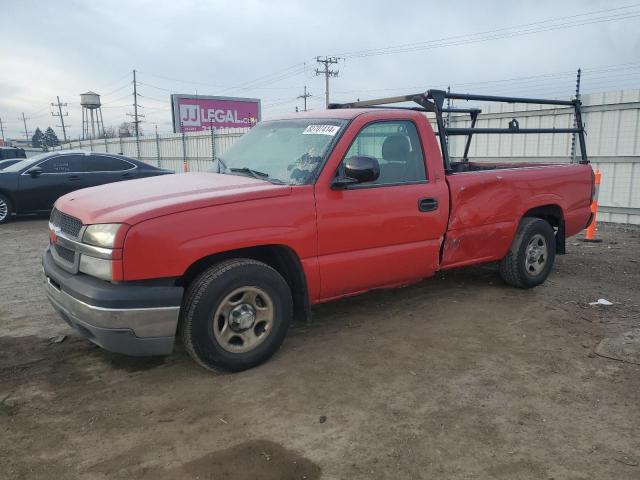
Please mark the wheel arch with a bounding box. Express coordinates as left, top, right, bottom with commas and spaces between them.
177, 244, 310, 324
0, 189, 15, 218
521, 204, 565, 254
0, 189, 15, 206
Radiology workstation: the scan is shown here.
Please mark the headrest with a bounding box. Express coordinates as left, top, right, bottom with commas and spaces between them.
382, 135, 410, 162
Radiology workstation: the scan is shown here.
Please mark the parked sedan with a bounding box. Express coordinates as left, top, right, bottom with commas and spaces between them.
0, 146, 27, 161
0, 150, 173, 223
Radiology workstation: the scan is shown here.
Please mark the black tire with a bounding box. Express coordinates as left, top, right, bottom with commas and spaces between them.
0, 194, 12, 224
180, 258, 293, 371
499, 217, 556, 289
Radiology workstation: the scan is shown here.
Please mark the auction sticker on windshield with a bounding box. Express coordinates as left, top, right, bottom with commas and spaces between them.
302, 125, 340, 136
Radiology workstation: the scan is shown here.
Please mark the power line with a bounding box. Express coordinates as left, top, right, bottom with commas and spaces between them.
138, 71, 227, 89
216, 60, 312, 95
333, 5, 640, 59
138, 81, 174, 93
137, 93, 170, 104
104, 92, 134, 104
101, 81, 132, 98
315, 57, 340, 108
95, 72, 132, 92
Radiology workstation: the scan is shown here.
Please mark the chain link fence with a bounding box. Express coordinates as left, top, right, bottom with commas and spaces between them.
52, 127, 250, 172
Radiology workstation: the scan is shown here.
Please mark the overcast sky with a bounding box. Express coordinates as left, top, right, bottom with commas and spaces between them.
1, 0, 638, 140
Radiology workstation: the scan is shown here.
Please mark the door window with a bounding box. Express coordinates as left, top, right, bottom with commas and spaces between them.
343, 121, 427, 185
39, 155, 83, 173
84, 156, 134, 172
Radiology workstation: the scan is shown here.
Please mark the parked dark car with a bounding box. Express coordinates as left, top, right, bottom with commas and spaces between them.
0, 146, 27, 161
0, 159, 24, 170
0, 150, 173, 223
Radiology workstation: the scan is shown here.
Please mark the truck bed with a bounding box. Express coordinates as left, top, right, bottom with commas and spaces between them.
440, 162, 593, 269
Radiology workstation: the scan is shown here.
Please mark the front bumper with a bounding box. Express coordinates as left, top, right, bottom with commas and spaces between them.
43, 247, 183, 356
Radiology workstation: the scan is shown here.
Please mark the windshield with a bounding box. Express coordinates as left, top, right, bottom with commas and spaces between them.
212, 119, 347, 185
1, 153, 53, 172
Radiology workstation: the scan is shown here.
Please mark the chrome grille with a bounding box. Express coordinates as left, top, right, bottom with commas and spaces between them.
54, 243, 75, 263
50, 208, 83, 238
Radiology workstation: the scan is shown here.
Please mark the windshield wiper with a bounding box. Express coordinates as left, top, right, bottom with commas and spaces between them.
227, 166, 287, 184
229, 167, 269, 179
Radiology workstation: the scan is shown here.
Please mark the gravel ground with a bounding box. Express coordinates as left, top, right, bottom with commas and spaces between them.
1, 218, 639, 479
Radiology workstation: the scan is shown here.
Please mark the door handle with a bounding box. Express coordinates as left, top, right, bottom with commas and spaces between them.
121, 172, 130, 178
418, 197, 438, 212
68, 175, 81, 181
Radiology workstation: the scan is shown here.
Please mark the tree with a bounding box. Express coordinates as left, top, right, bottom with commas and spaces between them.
118, 122, 133, 137
44, 127, 59, 147
101, 126, 117, 139
31, 128, 45, 148
117, 121, 143, 138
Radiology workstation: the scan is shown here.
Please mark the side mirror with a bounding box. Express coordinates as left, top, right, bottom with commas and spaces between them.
332, 156, 380, 189
25, 166, 43, 177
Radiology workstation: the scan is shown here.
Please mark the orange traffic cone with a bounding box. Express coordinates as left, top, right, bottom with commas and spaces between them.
583, 169, 602, 243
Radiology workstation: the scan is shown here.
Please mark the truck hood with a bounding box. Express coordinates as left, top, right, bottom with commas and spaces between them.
55, 172, 292, 225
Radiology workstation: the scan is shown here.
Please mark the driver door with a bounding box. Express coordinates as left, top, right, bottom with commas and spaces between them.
314, 119, 449, 299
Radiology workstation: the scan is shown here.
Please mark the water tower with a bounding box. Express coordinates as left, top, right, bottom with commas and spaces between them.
80, 91, 105, 139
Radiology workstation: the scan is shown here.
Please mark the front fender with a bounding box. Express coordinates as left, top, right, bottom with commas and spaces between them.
121, 190, 317, 281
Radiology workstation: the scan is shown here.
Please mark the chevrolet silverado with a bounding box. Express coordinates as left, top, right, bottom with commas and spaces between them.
43, 90, 594, 371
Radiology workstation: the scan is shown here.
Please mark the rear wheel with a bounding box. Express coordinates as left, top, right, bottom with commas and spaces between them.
499, 217, 556, 289
0, 194, 12, 224
180, 258, 293, 371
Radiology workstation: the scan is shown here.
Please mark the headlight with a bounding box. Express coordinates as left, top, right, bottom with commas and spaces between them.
79, 255, 113, 281
82, 224, 122, 248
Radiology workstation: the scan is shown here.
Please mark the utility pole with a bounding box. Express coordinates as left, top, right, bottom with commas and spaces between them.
132, 69, 140, 137
315, 57, 340, 108
0, 117, 5, 143
21, 112, 30, 140
297, 85, 312, 112
126, 69, 144, 159
51, 96, 69, 143
570, 68, 582, 163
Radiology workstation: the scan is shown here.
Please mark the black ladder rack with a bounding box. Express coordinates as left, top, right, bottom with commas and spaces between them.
328, 89, 588, 171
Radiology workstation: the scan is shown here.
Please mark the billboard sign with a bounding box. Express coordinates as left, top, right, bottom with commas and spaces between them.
171, 94, 260, 133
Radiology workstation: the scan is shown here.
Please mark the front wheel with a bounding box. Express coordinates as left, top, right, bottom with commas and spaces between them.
0, 194, 12, 224
180, 258, 293, 371
499, 217, 556, 289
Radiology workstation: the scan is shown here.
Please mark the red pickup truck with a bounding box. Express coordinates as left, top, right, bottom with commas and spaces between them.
43, 90, 594, 371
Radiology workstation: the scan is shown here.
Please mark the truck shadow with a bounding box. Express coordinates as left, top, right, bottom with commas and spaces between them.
294, 263, 504, 335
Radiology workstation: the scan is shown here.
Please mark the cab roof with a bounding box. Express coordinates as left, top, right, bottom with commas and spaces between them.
266, 107, 423, 122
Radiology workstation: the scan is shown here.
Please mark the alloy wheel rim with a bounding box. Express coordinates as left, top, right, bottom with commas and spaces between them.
524, 234, 548, 276
213, 286, 274, 353
0, 199, 7, 222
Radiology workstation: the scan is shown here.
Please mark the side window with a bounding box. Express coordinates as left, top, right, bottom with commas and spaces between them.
39, 155, 83, 173
343, 121, 426, 185
84, 156, 134, 172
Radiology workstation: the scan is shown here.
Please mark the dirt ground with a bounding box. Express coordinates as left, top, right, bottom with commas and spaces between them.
1, 217, 639, 479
